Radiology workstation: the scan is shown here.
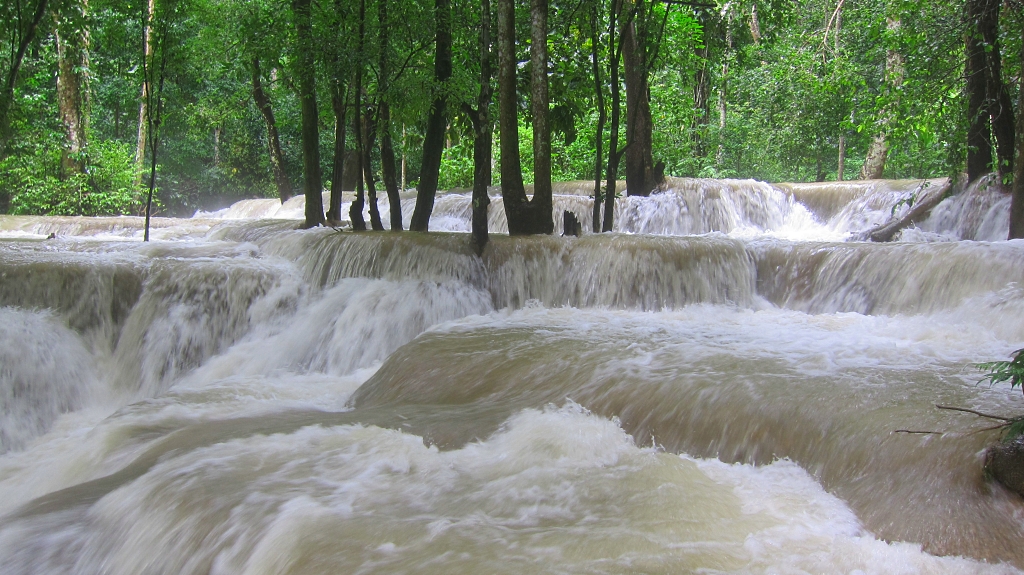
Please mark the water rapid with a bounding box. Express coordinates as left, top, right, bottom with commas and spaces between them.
1, 177, 1023, 574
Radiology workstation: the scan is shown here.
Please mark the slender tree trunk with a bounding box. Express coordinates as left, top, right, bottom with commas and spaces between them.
622, 1, 655, 196
978, 0, 1014, 180
496, 0, 528, 230
692, 39, 709, 159
362, 110, 384, 230
350, 75, 366, 230
467, 0, 493, 252
54, 0, 90, 184
530, 0, 552, 220
328, 83, 347, 221
252, 58, 292, 203
410, 0, 452, 232
134, 0, 155, 185
0, 0, 49, 162
591, 0, 605, 232
1010, 24, 1024, 239
603, 0, 624, 232
716, 11, 731, 167
748, 3, 761, 44
327, 0, 348, 222
965, 0, 994, 183
377, 0, 402, 230
349, 0, 368, 230
835, 3, 844, 181
292, 0, 325, 228
860, 16, 902, 179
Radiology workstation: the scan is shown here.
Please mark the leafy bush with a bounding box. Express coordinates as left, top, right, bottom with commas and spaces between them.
3, 139, 143, 216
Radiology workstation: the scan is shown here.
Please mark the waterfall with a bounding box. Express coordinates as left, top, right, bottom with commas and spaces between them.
1, 178, 1023, 573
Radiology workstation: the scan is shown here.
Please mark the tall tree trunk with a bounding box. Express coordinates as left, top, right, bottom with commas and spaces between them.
530, 0, 552, 217
292, 0, 325, 228
362, 110, 385, 230
410, 0, 452, 232
692, 38, 709, 159
1010, 24, 1024, 239
0, 0, 49, 163
622, 4, 655, 197
350, 75, 366, 230
978, 0, 1014, 180
328, 82, 346, 221
468, 0, 493, 253
496, 0, 528, 233
835, 3, 844, 181
716, 10, 732, 167
377, 0, 402, 230
965, 0, 993, 183
327, 0, 348, 222
591, 0, 605, 232
349, 0, 368, 230
54, 0, 90, 184
860, 16, 902, 179
134, 0, 155, 185
251, 58, 293, 203
603, 0, 624, 232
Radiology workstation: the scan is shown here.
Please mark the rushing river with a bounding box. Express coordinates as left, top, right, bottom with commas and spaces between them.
1, 176, 1023, 574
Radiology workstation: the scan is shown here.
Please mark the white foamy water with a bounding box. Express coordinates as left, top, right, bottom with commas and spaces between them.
1, 177, 1023, 573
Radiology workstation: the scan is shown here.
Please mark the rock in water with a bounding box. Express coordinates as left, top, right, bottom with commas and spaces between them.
985, 438, 1024, 498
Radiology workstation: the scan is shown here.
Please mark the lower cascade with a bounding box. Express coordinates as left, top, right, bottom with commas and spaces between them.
1, 178, 1023, 574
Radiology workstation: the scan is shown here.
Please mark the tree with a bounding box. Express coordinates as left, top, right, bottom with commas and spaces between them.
251, 57, 292, 203
377, 0, 402, 231
54, 0, 91, 180
409, 0, 452, 232
495, 0, 551, 235
292, 0, 325, 228
859, 14, 902, 179
1010, 16, 1024, 239
0, 0, 50, 160
964, 0, 1014, 184
622, 0, 656, 196
465, 0, 493, 252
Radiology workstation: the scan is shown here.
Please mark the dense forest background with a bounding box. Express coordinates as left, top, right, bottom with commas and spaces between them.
0, 0, 1020, 219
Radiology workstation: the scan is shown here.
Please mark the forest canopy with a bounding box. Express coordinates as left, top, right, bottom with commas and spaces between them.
0, 0, 1020, 224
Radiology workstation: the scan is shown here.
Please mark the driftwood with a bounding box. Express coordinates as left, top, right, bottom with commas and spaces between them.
856, 178, 951, 242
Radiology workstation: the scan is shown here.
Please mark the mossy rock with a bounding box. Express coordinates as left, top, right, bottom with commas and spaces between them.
985, 438, 1024, 498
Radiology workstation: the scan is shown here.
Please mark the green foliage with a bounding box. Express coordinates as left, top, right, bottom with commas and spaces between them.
2, 139, 143, 216
977, 348, 1024, 396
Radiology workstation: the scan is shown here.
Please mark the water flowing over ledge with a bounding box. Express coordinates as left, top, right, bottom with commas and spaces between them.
1, 177, 1023, 573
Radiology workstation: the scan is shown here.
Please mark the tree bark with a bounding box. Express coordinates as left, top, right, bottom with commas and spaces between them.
1010, 23, 1024, 239
692, 37, 710, 159
134, 0, 155, 185
590, 0, 605, 232
530, 0, 553, 212
292, 0, 325, 228
622, 1, 655, 197
978, 0, 1014, 180
603, 0, 624, 232
328, 81, 346, 221
860, 16, 902, 180
496, 0, 525, 222
468, 0, 493, 253
54, 0, 90, 183
349, 0, 368, 230
965, 0, 993, 183
377, 0, 403, 230
410, 0, 452, 232
0, 0, 49, 161
251, 58, 293, 203
362, 110, 385, 230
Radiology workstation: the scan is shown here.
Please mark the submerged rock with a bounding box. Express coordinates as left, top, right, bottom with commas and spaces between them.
985, 438, 1024, 498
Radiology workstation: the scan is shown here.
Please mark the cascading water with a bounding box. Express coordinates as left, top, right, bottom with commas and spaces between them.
1, 177, 1023, 574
